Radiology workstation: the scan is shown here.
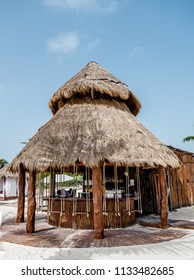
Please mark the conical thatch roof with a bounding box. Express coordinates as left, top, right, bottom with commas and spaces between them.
49, 61, 141, 116
9, 97, 180, 172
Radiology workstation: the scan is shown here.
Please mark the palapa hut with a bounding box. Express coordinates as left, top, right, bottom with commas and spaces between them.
168, 146, 194, 208
0, 165, 18, 200
0, 164, 28, 201
8, 61, 180, 239
139, 146, 194, 215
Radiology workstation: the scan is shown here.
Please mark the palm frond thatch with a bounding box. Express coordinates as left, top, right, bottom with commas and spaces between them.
48, 61, 141, 116
0, 165, 18, 178
8, 98, 180, 172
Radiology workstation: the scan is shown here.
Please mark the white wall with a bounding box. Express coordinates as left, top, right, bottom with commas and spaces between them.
4, 177, 18, 197
0, 176, 28, 199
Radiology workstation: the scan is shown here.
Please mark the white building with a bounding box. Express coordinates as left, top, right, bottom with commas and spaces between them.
0, 165, 28, 200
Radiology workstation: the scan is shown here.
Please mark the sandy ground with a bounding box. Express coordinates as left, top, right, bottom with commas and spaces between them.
0, 199, 194, 260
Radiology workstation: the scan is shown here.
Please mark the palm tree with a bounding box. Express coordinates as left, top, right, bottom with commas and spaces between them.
0, 158, 8, 169
183, 136, 194, 142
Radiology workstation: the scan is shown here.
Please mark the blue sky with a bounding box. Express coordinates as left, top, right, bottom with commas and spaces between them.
1, 0, 194, 163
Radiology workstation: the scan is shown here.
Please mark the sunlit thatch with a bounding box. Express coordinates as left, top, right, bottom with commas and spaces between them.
8, 61, 180, 172
49, 61, 141, 116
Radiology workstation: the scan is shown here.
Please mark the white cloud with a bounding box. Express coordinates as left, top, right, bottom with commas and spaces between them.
48, 32, 79, 54
86, 38, 102, 51
43, 0, 118, 13
128, 46, 144, 60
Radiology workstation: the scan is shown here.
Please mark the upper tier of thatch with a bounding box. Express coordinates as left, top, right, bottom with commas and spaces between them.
9, 98, 180, 172
49, 61, 141, 116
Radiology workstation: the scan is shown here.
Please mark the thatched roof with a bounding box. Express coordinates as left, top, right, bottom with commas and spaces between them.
49, 61, 141, 116
0, 165, 18, 178
9, 97, 180, 172
168, 146, 194, 157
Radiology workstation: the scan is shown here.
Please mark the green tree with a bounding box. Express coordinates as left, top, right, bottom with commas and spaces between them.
183, 124, 194, 142
0, 158, 8, 169
183, 136, 194, 142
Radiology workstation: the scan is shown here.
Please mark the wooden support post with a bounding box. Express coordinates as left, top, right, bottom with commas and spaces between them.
50, 171, 55, 197
159, 167, 168, 229
92, 166, 104, 239
26, 171, 36, 233
16, 163, 26, 223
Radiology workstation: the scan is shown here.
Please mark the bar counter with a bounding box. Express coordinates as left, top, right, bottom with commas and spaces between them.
47, 197, 135, 229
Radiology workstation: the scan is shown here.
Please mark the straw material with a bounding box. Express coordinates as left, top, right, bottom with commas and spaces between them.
0, 165, 18, 178
9, 98, 180, 172
49, 61, 141, 116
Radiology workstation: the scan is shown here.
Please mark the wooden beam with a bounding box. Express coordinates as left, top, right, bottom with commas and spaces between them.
26, 171, 36, 233
92, 166, 104, 239
50, 172, 55, 197
16, 163, 26, 223
159, 167, 168, 229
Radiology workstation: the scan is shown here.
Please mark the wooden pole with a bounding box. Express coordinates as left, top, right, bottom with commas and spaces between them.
16, 163, 26, 223
26, 171, 36, 233
92, 166, 104, 239
159, 167, 168, 229
50, 171, 55, 197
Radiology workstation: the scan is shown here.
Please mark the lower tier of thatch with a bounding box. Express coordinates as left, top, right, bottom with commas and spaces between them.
9, 98, 180, 172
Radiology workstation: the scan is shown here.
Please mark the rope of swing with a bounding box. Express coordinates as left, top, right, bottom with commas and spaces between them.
114, 165, 120, 216
136, 167, 142, 213
72, 165, 78, 216
86, 166, 90, 217
72, 166, 90, 217
125, 166, 131, 215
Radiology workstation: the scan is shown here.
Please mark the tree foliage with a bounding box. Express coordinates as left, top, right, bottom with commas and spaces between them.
0, 158, 8, 169
183, 136, 194, 142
